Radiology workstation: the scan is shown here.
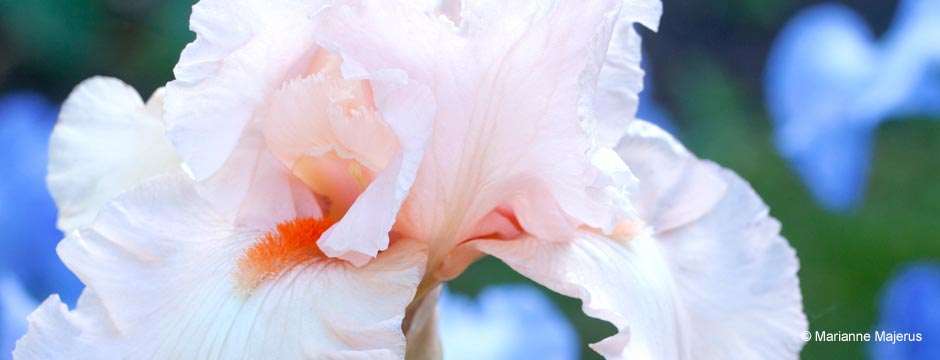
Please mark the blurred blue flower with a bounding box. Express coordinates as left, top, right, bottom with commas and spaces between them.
765, 0, 940, 212
0, 92, 83, 357
1, 276, 37, 358
871, 262, 940, 360
438, 284, 579, 360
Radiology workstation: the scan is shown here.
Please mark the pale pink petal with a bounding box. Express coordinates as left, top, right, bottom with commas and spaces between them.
205, 145, 323, 231
164, 0, 331, 179
264, 73, 435, 265
263, 64, 398, 173
16, 172, 427, 359
170, 0, 437, 264
591, 0, 662, 148
315, 0, 636, 273
472, 121, 806, 359
182, 94, 323, 231
48, 77, 180, 232
164, 0, 340, 232
436, 0, 462, 23
314, 75, 436, 266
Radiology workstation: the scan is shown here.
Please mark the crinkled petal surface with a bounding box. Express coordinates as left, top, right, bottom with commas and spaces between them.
473, 231, 683, 359
48, 77, 180, 233
15, 173, 427, 359
167, 0, 436, 265
474, 122, 806, 359
165, 0, 332, 180
618, 121, 807, 358
12, 290, 117, 360
314, 0, 656, 274
257, 69, 436, 265
313, 77, 435, 265
592, 0, 661, 148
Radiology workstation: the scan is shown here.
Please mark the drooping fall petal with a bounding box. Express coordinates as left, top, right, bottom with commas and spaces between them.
618, 121, 807, 358
15, 173, 428, 359
472, 121, 806, 359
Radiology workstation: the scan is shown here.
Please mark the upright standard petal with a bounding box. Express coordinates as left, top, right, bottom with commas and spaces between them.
48, 77, 180, 233
167, 0, 437, 265
591, 0, 662, 148
15, 172, 427, 359
261, 62, 436, 265
473, 121, 806, 359
164, 0, 331, 179
314, 0, 650, 277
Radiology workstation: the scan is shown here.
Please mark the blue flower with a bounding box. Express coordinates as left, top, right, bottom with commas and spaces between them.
0, 91, 83, 357
1, 276, 37, 358
765, 0, 940, 212
871, 262, 940, 360
438, 284, 579, 360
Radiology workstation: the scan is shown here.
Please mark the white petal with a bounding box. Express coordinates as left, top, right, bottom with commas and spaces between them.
14, 290, 119, 360
618, 122, 807, 359
472, 121, 806, 359
17, 173, 427, 359
615, 121, 725, 232
48, 77, 180, 233
473, 231, 684, 359
164, 0, 331, 179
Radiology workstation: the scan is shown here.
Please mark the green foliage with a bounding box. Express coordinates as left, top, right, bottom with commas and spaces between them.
0, 0, 195, 97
